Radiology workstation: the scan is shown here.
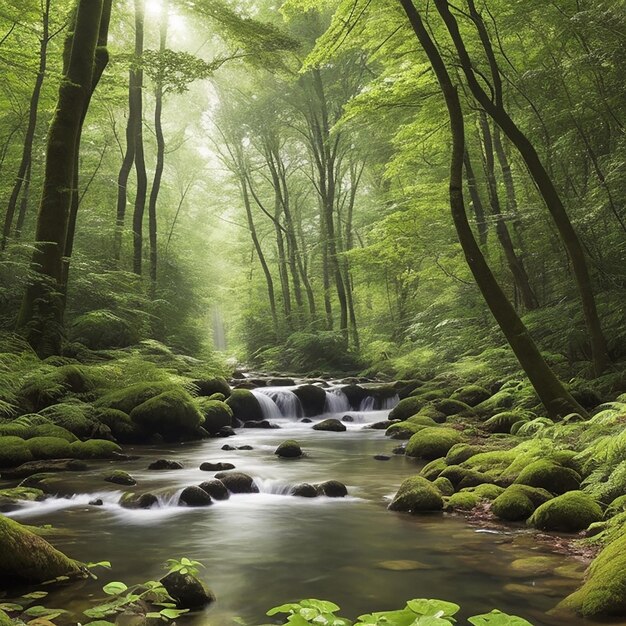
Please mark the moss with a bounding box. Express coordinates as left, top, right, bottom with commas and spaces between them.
415, 405, 447, 423
484, 411, 529, 434
605, 495, 626, 519
0, 514, 82, 584
209, 393, 226, 402
445, 491, 480, 511
461, 483, 505, 501
433, 476, 455, 496
39, 403, 110, 439
0, 609, 11, 626
0, 487, 44, 502
26, 437, 71, 460
0, 436, 33, 467
509, 556, 561, 577
473, 389, 515, 414
195, 398, 233, 434
559, 532, 626, 616
419, 458, 448, 480
451, 385, 490, 407
491, 487, 536, 522
445, 443, 480, 465
96, 381, 177, 414
385, 421, 427, 440
388, 476, 444, 513
130, 389, 203, 440
407, 414, 438, 426
31, 424, 77, 442
70, 309, 138, 350
104, 470, 136, 486
433, 398, 474, 417
514, 460, 581, 494
462, 449, 516, 474
69, 439, 121, 459
193, 377, 231, 398
388, 397, 425, 422
225, 389, 264, 422
529, 491, 602, 532
92, 408, 138, 443
439, 465, 491, 489
405, 427, 463, 460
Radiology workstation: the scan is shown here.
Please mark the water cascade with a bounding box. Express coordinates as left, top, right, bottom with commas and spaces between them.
251, 390, 284, 421
324, 388, 351, 414
256, 388, 303, 419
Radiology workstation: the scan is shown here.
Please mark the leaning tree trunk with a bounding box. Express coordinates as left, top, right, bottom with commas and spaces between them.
463, 150, 488, 246
131, 0, 147, 275
398, 0, 585, 419
2, 0, 51, 250
434, 0, 609, 376
17, 0, 107, 357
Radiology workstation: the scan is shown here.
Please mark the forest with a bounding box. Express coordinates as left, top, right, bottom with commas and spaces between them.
0, 0, 626, 624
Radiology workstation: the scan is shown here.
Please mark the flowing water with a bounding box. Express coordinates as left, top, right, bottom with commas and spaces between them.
1, 396, 594, 626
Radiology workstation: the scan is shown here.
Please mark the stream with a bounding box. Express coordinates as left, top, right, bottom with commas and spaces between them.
1, 387, 593, 626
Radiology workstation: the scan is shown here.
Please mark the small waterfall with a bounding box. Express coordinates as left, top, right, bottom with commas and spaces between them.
324, 389, 351, 414
253, 477, 294, 495
251, 390, 283, 421
382, 394, 400, 410
257, 388, 303, 419
359, 396, 376, 411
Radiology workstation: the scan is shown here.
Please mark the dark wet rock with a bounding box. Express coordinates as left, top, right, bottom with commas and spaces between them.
225, 389, 264, 422
313, 418, 346, 432
193, 377, 231, 398
214, 471, 259, 494
89, 498, 103, 506
148, 459, 183, 470
232, 370, 246, 380
369, 420, 397, 430
1, 458, 88, 479
198, 480, 229, 501
301, 418, 312, 423
221, 444, 236, 451
340, 384, 368, 410
317, 480, 348, 498
160, 570, 215, 610
238, 445, 254, 450
392, 446, 406, 455
292, 483, 318, 498
179, 486, 212, 507
217, 426, 236, 437
342, 415, 354, 422
120, 492, 158, 509
243, 420, 280, 429
269, 378, 296, 387
275, 440, 303, 459
293, 384, 327, 417
200, 462, 235, 472
195, 398, 233, 434
104, 470, 136, 486
374, 455, 391, 461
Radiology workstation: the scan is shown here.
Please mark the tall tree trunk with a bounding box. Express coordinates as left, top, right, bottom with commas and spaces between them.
147, 0, 169, 292
131, 0, 147, 275
2, 0, 51, 250
463, 150, 488, 246
479, 112, 538, 311
434, 0, 609, 375
14, 161, 31, 238
398, 0, 585, 419
17, 0, 107, 357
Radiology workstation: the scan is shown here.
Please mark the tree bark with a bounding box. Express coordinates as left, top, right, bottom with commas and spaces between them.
463, 150, 488, 246
397, 0, 585, 419
434, 0, 609, 375
17, 0, 107, 356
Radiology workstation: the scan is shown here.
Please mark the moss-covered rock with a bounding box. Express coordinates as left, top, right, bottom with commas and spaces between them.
388, 476, 443, 513
92, 408, 138, 443
461, 483, 504, 501
70, 309, 138, 350
433, 398, 474, 417
25, 437, 71, 460
31, 424, 77, 442
0, 436, 33, 467
514, 460, 581, 495
462, 449, 516, 474
39, 403, 111, 440
439, 465, 491, 489
0, 514, 83, 584
104, 470, 136, 486
605, 495, 626, 519
275, 440, 303, 458
225, 389, 264, 422
415, 405, 447, 423
445, 443, 480, 465
473, 390, 515, 414
195, 398, 233, 435
130, 389, 203, 440
419, 458, 448, 480
405, 427, 463, 460
529, 491, 602, 532
445, 491, 480, 511
451, 385, 490, 407
432, 476, 454, 496
385, 421, 427, 440
214, 471, 259, 494
69, 439, 121, 459
313, 418, 346, 432
559, 532, 626, 616
96, 382, 177, 414
293, 385, 327, 417
491, 484, 553, 522
484, 411, 529, 434
193, 377, 231, 398
388, 397, 425, 422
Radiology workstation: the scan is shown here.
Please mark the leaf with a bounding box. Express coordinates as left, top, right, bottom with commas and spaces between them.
0, 603, 24, 611
406, 600, 460, 618
267, 603, 303, 616
87, 561, 112, 569
468, 611, 533, 626
24, 606, 67, 618
299, 607, 319, 621
102, 582, 128, 596
21, 592, 49, 600
159, 608, 189, 619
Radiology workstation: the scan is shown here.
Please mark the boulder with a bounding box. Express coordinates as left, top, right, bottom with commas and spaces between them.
374, 455, 391, 461
433, 398, 473, 416
316, 480, 348, 497
0, 436, 34, 468
193, 377, 231, 398
388, 476, 443, 513
243, 420, 279, 429
218, 426, 236, 437
2, 458, 87, 479
491, 484, 552, 522
293, 384, 327, 417
275, 440, 303, 459
388, 397, 424, 422
104, 470, 136, 486
529, 491, 602, 532
432, 477, 455, 497
198, 480, 229, 501
238, 445, 253, 450
214, 472, 259, 494
450, 385, 490, 407
195, 399, 233, 435
70, 310, 138, 350
0, 487, 45, 512
484, 411, 529, 434
292, 483, 318, 498
179, 486, 212, 507
96, 382, 177, 414
514, 460, 581, 495
313, 418, 346, 432
268, 378, 296, 387
200, 462, 235, 472
148, 459, 183, 470
120, 492, 158, 509
160, 570, 215, 610
445, 492, 480, 511
69, 439, 121, 459
340, 384, 368, 410
225, 389, 264, 422
405, 427, 464, 460
0, 514, 83, 584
